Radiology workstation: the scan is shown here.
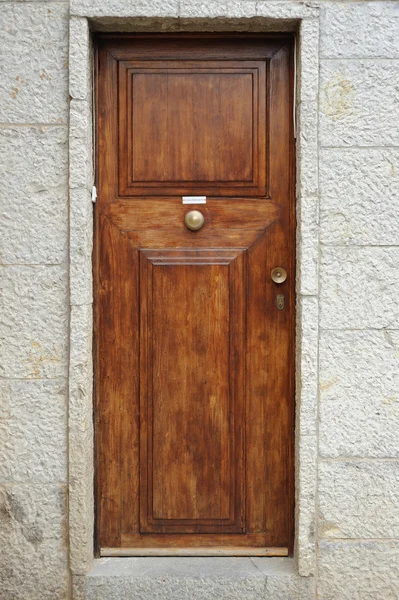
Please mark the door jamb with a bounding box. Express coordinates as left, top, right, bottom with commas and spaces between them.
68, 11, 320, 581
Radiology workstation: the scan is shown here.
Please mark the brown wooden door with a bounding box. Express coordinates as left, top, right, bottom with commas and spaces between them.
95, 34, 295, 556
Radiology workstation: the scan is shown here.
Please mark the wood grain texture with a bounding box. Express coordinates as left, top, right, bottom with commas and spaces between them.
103, 546, 289, 557
95, 34, 295, 555
118, 59, 265, 196
139, 249, 246, 533
95, 215, 139, 548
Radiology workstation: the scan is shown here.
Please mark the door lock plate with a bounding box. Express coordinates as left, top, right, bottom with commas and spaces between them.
276, 294, 285, 310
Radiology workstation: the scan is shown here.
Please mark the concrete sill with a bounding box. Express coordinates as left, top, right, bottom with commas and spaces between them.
86, 557, 314, 599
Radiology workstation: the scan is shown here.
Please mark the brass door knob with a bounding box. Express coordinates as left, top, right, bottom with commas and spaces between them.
184, 210, 204, 231
271, 267, 287, 284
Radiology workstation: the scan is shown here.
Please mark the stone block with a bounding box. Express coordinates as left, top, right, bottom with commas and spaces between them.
318, 540, 399, 600
69, 303, 94, 575
70, 187, 93, 306
69, 303, 93, 450
69, 101, 93, 307
321, 2, 399, 59
69, 448, 94, 576
0, 265, 68, 378
70, 98, 93, 143
173, 5, 317, 35
180, 1, 257, 19
256, 2, 318, 20
296, 123, 318, 200
320, 246, 399, 329
0, 484, 69, 600
295, 435, 317, 577
294, 302, 319, 576
86, 557, 313, 600
69, 133, 93, 191
319, 461, 399, 539
296, 295, 318, 437
0, 126, 68, 265
320, 59, 399, 147
72, 575, 88, 600
69, 17, 91, 101
319, 330, 399, 458
0, 379, 67, 484
298, 19, 319, 105
266, 574, 314, 600
0, 3, 68, 124
0, 381, 11, 420
69, 303, 93, 380
297, 215, 318, 296
88, 570, 265, 599
297, 19, 319, 199
320, 148, 399, 246
71, 0, 179, 18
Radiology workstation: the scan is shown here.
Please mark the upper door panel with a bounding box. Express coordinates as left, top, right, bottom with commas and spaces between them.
118, 59, 266, 196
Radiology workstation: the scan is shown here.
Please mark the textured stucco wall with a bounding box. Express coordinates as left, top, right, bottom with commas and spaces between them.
1, 1, 399, 599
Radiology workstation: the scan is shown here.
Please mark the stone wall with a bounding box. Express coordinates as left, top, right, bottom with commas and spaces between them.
1, 1, 399, 599
317, 4, 399, 596
0, 3, 70, 599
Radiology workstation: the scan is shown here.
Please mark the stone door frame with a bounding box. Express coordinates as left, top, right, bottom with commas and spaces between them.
68, 2, 320, 588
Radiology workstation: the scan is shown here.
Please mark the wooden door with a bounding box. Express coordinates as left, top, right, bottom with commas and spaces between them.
95, 34, 295, 556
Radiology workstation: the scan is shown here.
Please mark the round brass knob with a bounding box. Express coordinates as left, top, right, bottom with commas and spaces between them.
271, 267, 287, 284
184, 210, 204, 231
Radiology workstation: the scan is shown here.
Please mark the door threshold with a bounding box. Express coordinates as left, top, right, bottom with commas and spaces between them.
86, 556, 314, 600
101, 547, 289, 557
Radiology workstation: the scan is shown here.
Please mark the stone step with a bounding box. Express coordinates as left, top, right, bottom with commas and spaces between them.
84, 557, 314, 600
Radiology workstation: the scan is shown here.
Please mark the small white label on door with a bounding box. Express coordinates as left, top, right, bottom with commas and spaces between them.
182, 196, 207, 204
